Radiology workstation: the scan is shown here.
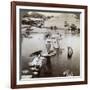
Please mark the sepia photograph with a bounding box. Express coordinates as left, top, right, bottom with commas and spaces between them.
11, 1, 87, 88
20, 9, 80, 80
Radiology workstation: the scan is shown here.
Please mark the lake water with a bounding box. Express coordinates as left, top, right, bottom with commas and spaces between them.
21, 30, 80, 77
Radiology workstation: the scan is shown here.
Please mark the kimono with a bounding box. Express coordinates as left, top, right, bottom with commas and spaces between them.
45, 38, 54, 54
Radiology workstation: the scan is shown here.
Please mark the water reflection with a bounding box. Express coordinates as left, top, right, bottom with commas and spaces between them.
21, 30, 80, 79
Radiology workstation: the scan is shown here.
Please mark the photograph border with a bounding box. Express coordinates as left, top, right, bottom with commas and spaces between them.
11, 1, 88, 89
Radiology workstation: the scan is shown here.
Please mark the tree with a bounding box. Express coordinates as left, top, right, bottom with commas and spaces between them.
70, 24, 77, 32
